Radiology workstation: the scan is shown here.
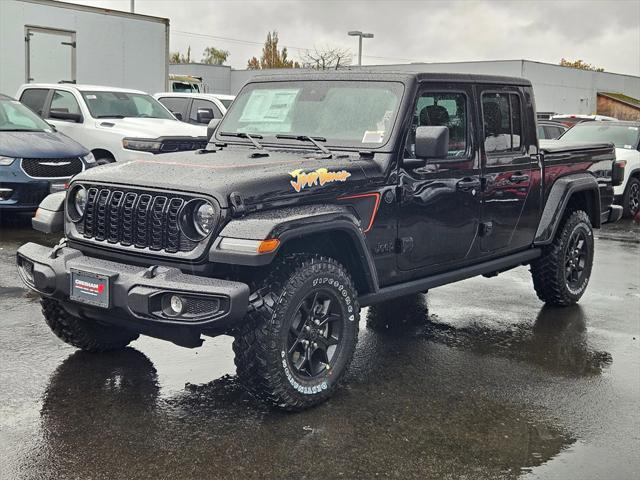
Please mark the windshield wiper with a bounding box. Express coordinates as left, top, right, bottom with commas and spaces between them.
275, 134, 332, 155
0, 128, 42, 132
219, 132, 264, 149
95, 115, 126, 119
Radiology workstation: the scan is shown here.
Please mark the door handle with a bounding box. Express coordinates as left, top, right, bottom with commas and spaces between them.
456, 178, 481, 191
509, 173, 530, 183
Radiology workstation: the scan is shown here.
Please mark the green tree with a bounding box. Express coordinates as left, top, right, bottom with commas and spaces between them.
170, 46, 193, 64
559, 58, 605, 72
247, 31, 300, 69
202, 46, 230, 65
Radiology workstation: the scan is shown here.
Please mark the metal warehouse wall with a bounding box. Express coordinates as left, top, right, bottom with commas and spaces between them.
0, 0, 168, 97
222, 60, 640, 116
367, 60, 640, 115
168, 63, 231, 94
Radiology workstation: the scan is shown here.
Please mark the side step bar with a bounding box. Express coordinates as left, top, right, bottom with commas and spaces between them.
359, 249, 541, 307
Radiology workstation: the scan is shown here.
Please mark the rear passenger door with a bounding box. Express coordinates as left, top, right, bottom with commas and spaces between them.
478, 87, 536, 253
19, 88, 51, 117
157, 96, 189, 121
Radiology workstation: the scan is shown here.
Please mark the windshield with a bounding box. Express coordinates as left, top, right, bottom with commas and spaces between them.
81, 91, 175, 119
560, 123, 640, 149
172, 81, 201, 93
0, 99, 52, 132
218, 80, 404, 148
219, 99, 233, 109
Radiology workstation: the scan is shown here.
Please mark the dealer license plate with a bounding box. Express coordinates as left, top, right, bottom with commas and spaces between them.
70, 269, 110, 308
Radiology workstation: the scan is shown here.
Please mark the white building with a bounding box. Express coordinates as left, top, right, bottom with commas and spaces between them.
0, 0, 169, 97
171, 59, 640, 116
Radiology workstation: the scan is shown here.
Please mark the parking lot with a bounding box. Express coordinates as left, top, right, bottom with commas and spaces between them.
0, 217, 637, 480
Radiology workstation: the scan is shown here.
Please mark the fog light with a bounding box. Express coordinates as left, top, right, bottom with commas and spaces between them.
169, 295, 185, 315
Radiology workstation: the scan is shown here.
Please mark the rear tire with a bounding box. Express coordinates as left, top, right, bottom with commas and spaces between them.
41, 298, 138, 352
530, 210, 594, 306
622, 176, 640, 218
96, 158, 114, 166
232, 254, 359, 410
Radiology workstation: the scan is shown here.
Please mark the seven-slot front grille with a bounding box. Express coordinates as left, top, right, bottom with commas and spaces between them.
21, 157, 83, 178
76, 186, 198, 253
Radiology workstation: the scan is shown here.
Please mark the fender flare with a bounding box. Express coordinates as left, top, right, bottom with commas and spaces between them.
534, 173, 600, 245
32, 191, 66, 234
209, 204, 379, 294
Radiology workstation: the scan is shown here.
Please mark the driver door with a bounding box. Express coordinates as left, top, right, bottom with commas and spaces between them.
396, 84, 482, 275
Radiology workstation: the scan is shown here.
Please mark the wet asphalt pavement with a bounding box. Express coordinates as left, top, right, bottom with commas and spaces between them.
0, 217, 638, 480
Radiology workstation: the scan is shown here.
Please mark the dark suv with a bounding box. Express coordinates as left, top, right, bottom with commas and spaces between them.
17, 72, 623, 410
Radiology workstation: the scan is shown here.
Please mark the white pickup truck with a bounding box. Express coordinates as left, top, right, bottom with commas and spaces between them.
558, 120, 640, 217
16, 84, 207, 164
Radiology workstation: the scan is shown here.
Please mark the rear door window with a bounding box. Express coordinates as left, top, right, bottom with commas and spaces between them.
19, 89, 50, 116
481, 92, 523, 158
158, 97, 189, 116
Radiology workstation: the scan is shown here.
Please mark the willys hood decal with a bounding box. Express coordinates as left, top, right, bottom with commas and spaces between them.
289, 168, 351, 192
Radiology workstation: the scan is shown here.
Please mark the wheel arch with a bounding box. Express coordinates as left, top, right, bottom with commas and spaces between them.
91, 148, 115, 162
535, 173, 601, 245
210, 205, 379, 295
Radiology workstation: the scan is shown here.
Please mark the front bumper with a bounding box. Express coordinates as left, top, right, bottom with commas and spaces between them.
16, 242, 250, 341
0, 180, 51, 211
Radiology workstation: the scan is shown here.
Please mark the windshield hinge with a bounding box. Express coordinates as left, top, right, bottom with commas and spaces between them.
229, 192, 246, 217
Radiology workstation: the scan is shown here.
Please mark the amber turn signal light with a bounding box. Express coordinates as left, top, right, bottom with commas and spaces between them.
257, 238, 280, 254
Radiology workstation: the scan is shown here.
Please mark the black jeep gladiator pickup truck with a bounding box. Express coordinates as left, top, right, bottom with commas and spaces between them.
17, 72, 624, 410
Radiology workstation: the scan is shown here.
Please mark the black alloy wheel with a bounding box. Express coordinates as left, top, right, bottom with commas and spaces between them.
287, 290, 343, 378
565, 230, 588, 291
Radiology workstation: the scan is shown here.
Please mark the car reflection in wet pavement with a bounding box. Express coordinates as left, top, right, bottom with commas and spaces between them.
1, 216, 638, 480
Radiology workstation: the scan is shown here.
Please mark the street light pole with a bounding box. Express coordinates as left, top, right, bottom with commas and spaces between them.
348, 31, 374, 66
130, 0, 135, 13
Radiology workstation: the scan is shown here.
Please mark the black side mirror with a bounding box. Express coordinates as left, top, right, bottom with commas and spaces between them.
197, 108, 214, 124
48, 111, 82, 123
415, 126, 449, 161
173, 112, 183, 121
207, 118, 221, 140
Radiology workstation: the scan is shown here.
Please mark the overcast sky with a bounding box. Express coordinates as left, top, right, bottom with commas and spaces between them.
63, 0, 640, 76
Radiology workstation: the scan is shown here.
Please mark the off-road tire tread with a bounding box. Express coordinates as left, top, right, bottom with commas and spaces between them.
41, 298, 138, 352
232, 254, 359, 411
530, 209, 592, 306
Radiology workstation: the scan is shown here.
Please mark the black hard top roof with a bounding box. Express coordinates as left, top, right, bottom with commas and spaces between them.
249, 70, 532, 87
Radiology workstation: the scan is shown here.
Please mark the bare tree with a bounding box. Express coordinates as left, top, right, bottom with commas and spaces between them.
301, 46, 352, 70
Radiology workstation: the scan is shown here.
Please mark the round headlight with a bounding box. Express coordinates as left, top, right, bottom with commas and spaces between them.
74, 186, 87, 217
194, 202, 216, 236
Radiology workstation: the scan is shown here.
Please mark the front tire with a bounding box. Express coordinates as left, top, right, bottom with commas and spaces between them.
41, 298, 138, 352
233, 255, 359, 410
622, 177, 640, 218
530, 210, 594, 306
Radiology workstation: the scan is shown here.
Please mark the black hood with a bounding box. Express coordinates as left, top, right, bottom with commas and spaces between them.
0, 131, 88, 158
74, 147, 387, 208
